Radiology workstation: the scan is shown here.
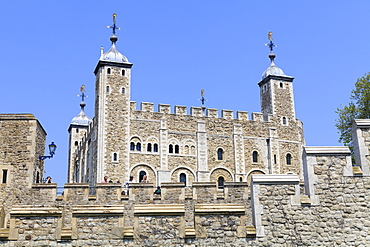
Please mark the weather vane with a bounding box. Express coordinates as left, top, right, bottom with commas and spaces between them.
265, 31, 276, 53
107, 13, 120, 36
198, 89, 207, 107
77, 85, 88, 102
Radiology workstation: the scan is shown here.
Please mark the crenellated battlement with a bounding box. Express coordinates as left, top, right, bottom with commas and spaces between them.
130, 101, 273, 122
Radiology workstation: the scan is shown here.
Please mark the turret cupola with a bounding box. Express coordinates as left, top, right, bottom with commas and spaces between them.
99, 35, 129, 63
94, 13, 132, 74
70, 85, 92, 126
262, 53, 285, 79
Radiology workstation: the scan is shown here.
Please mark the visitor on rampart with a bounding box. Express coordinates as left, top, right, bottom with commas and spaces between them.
141, 175, 148, 183
154, 186, 161, 195
45, 176, 52, 183
124, 176, 135, 195
102, 176, 108, 183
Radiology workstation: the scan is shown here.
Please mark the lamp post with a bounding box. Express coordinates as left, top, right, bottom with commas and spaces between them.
39, 141, 57, 160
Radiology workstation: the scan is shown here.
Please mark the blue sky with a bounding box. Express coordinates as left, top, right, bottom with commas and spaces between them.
1, 1, 369, 185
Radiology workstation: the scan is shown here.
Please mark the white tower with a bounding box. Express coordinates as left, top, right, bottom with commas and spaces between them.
92, 13, 133, 184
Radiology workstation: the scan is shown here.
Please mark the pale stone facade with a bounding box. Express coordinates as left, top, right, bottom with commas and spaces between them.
68, 33, 305, 188
0, 119, 369, 246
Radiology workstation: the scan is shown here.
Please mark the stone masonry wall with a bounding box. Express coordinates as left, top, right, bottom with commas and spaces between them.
1, 142, 370, 247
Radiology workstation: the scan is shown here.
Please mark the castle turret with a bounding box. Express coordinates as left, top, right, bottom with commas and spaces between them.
259, 43, 295, 124
67, 86, 92, 183
92, 14, 133, 184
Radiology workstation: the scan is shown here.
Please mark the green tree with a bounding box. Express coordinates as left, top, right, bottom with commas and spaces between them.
335, 73, 370, 149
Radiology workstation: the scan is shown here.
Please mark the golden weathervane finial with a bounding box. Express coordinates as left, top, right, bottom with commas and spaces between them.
268, 31, 273, 41
265, 31, 276, 53
107, 13, 120, 36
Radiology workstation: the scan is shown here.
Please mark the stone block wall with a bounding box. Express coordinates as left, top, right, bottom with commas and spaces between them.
0, 149, 370, 247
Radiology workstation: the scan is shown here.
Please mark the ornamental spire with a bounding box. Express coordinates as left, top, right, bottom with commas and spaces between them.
107, 13, 120, 36
107, 13, 120, 44
77, 85, 88, 111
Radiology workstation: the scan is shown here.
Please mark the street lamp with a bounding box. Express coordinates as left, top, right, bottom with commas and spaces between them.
39, 141, 57, 160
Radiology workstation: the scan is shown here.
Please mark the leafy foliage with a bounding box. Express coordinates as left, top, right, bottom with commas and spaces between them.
335, 73, 370, 148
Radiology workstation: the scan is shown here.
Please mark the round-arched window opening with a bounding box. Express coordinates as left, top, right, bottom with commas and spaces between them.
218, 176, 225, 189
180, 173, 187, 186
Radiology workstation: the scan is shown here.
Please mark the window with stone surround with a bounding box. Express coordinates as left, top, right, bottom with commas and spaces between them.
74, 141, 78, 146
279, 82, 283, 88
153, 143, 158, 152
252, 151, 258, 163
121, 69, 125, 76
184, 145, 189, 155
286, 153, 292, 165
130, 137, 142, 152
217, 176, 225, 189
282, 117, 287, 125
106, 85, 110, 94
274, 154, 277, 164
180, 173, 186, 186
107, 68, 111, 74
112, 152, 118, 162
169, 144, 173, 153
136, 143, 141, 151
217, 148, 223, 160
121, 87, 125, 94
147, 143, 152, 152
2, 169, 8, 183
190, 146, 195, 155
175, 145, 179, 154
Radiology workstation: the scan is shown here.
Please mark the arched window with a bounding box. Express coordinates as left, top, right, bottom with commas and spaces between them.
184, 145, 189, 155
217, 148, 223, 160
175, 145, 179, 154
76, 128, 79, 133
239, 177, 243, 182
147, 143, 152, 152
180, 173, 186, 186
107, 68, 111, 74
169, 144, 173, 153
74, 141, 78, 146
280, 82, 283, 88
36, 171, 40, 183
121, 87, 125, 94
113, 153, 117, 161
136, 143, 141, 151
122, 69, 125, 76
252, 151, 258, 163
218, 176, 225, 189
130, 142, 135, 151
106, 85, 110, 94
139, 171, 146, 183
286, 153, 292, 165
191, 146, 195, 155
282, 117, 287, 125
153, 143, 158, 152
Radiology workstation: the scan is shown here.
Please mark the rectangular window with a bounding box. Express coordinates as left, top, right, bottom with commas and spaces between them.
2, 170, 8, 183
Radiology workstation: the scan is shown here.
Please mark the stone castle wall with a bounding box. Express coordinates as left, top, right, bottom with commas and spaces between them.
0, 140, 369, 246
